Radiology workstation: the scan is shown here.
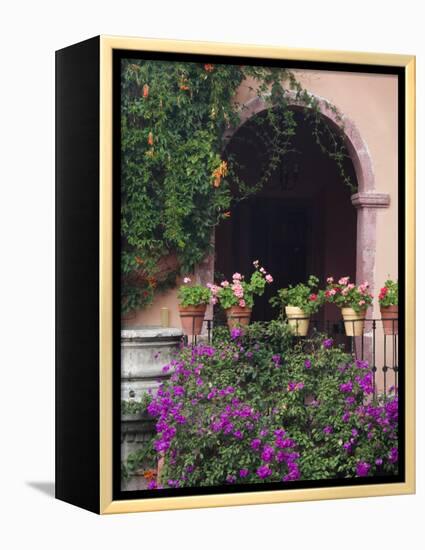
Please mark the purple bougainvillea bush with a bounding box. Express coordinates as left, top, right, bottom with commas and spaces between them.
141, 321, 398, 489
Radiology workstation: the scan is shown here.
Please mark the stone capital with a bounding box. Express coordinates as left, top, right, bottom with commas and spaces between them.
351, 192, 390, 209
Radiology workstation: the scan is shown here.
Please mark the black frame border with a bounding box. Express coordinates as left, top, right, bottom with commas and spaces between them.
112, 49, 406, 502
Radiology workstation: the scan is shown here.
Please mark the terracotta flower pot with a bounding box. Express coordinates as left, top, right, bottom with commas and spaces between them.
341, 307, 366, 337
285, 306, 310, 336
179, 304, 207, 335
380, 305, 398, 335
121, 308, 137, 324
225, 306, 252, 329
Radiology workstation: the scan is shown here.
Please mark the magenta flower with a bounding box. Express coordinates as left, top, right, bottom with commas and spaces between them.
239, 469, 249, 478
304, 359, 312, 369
230, 327, 243, 340
389, 447, 398, 464
261, 445, 274, 462
251, 438, 261, 451
340, 381, 353, 393
272, 354, 281, 367
342, 411, 351, 422
256, 465, 272, 479
283, 463, 300, 481
322, 338, 334, 349
356, 461, 371, 477
323, 425, 333, 435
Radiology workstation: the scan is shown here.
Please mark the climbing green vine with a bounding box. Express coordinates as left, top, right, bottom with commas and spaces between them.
120, 59, 353, 313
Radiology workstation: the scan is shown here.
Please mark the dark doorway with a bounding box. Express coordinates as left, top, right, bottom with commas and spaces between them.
215, 107, 358, 323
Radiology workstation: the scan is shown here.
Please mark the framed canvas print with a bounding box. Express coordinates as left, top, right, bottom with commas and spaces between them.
55, 35, 415, 514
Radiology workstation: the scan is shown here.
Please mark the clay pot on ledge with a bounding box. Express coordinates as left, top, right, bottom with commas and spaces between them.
225, 306, 252, 330
380, 305, 398, 335
341, 307, 366, 337
121, 309, 136, 324
179, 304, 207, 335
285, 306, 310, 336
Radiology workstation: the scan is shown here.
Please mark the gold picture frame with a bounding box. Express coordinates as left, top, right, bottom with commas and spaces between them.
56, 35, 415, 514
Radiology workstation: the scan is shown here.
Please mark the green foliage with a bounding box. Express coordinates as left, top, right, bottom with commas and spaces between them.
121, 392, 153, 416
270, 275, 324, 315
177, 282, 211, 307
120, 59, 353, 312
122, 435, 158, 482
379, 279, 398, 306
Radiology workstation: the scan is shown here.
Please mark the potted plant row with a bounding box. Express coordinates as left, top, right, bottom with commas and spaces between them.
177, 272, 397, 338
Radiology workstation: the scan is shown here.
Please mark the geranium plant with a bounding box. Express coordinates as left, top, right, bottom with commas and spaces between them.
177, 277, 211, 306
378, 279, 398, 307
324, 276, 373, 313
213, 261, 274, 310
270, 275, 324, 314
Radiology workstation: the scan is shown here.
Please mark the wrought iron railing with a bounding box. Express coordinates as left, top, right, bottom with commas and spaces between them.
181, 316, 399, 397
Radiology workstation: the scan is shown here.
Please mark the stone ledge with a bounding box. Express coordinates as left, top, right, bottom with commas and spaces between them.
351, 192, 390, 209
121, 325, 183, 340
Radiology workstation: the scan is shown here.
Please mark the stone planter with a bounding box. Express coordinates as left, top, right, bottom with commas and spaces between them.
285, 306, 310, 336
121, 326, 183, 401
341, 307, 366, 337
120, 326, 183, 491
380, 305, 398, 335
179, 304, 207, 335
225, 306, 252, 329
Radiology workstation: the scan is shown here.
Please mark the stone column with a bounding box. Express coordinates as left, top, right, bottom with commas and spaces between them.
351, 192, 390, 293
351, 192, 390, 377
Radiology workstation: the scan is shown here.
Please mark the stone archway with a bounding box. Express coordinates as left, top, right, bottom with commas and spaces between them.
221, 92, 390, 303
